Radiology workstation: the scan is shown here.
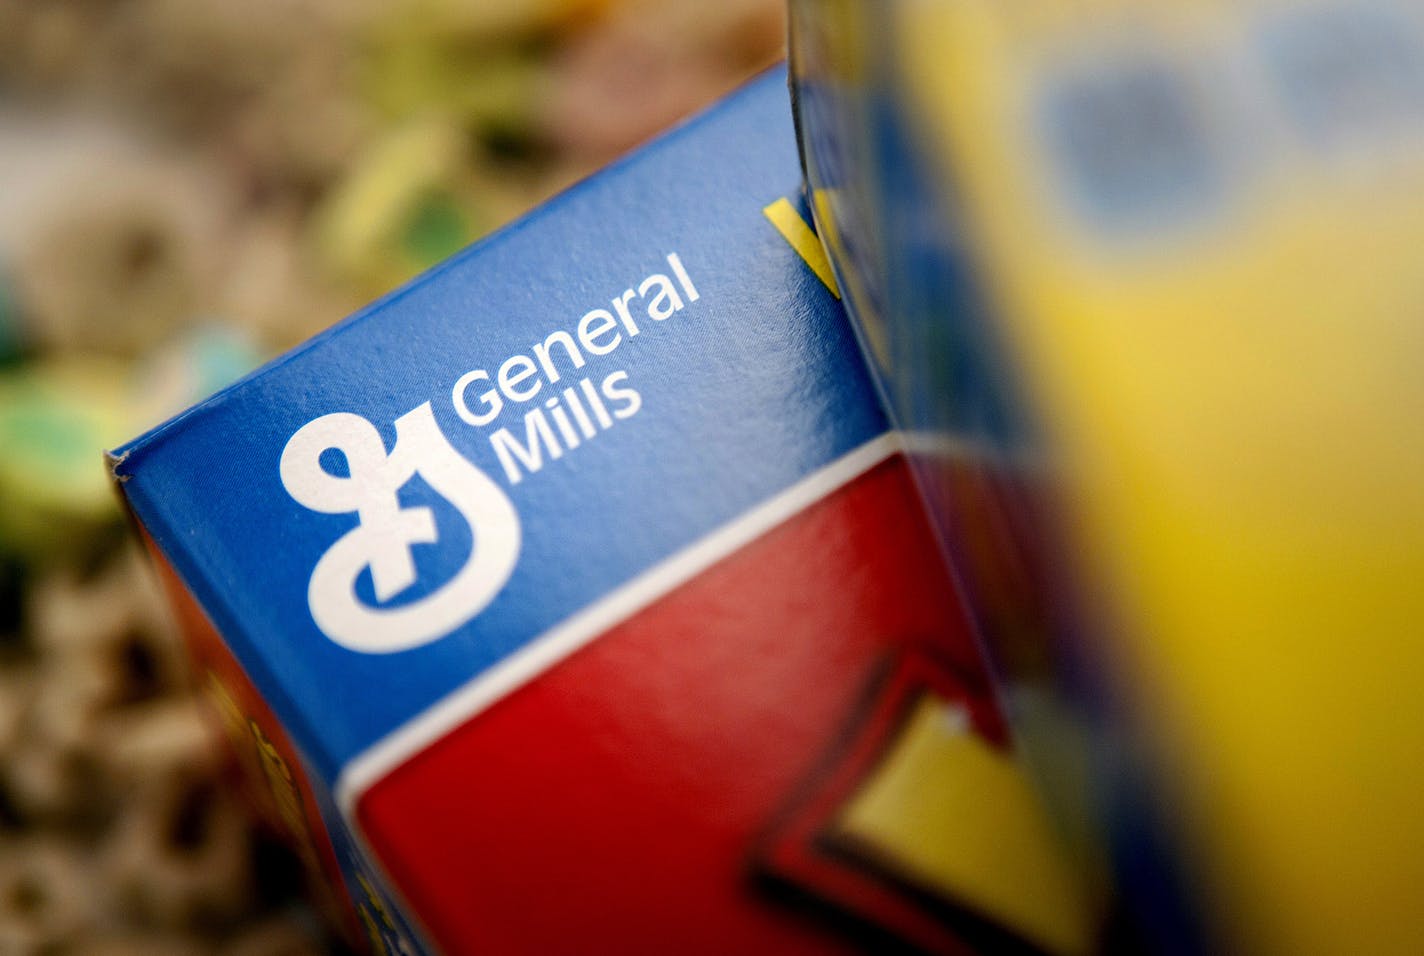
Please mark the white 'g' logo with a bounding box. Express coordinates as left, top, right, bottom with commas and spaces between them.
279, 402, 520, 653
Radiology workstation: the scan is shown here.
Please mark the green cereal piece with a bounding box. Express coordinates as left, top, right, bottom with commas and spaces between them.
0, 359, 133, 555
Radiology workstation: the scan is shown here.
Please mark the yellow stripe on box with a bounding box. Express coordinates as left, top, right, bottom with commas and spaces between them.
763, 197, 841, 298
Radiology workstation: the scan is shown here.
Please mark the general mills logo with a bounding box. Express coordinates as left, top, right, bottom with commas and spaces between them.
279, 403, 521, 653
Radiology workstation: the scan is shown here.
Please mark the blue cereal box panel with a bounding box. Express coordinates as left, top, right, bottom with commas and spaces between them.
113, 69, 1083, 955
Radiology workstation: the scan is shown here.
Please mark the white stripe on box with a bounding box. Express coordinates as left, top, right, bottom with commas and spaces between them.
335, 431, 903, 819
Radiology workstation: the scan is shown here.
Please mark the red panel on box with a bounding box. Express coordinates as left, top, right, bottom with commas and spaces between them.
357, 456, 997, 954
139, 529, 366, 946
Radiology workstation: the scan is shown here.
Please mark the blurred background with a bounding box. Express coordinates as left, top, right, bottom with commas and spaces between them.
0, 2, 785, 951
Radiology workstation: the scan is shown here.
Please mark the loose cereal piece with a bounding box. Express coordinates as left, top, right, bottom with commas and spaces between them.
101, 771, 257, 931
12, 152, 226, 358
0, 836, 100, 952
0, 359, 133, 557
94, 697, 224, 789
3, 721, 107, 828
28, 548, 186, 707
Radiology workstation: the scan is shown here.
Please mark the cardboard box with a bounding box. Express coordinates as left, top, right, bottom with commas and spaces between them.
112, 69, 1083, 955
790, 4, 1424, 952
